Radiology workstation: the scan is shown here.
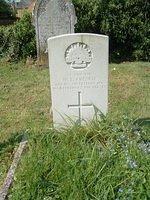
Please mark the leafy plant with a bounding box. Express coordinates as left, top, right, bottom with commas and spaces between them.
0, 25, 12, 57
0, 12, 36, 60
0, 0, 16, 19
73, 0, 150, 62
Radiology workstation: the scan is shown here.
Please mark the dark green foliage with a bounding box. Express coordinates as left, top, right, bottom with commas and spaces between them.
0, 12, 36, 60
0, 1, 149, 62
73, 0, 100, 33
0, 0, 16, 19
8, 12, 37, 60
73, 0, 150, 62
0, 25, 12, 56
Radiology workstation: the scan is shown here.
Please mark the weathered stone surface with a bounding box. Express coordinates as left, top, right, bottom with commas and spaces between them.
48, 33, 109, 126
33, 0, 76, 66
0, 140, 27, 200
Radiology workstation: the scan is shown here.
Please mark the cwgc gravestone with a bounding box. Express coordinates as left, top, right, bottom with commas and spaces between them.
48, 33, 109, 126
34, 0, 76, 66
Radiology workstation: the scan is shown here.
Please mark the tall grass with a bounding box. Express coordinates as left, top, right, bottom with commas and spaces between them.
9, 117, 150, 199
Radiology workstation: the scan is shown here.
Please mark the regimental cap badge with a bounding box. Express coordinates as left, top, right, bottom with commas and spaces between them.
65, 42, 93, 69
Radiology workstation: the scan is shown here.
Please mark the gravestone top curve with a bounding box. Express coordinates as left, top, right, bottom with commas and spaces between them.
33, 0, 76, 66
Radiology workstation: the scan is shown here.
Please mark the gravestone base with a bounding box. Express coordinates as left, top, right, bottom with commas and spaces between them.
36, 53, 49, 67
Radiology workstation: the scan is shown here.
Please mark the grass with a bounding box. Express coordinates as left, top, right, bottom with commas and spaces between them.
10, 122, 150, 200
0, 60, 51, 187
109, 62, 149, 119
0, 60, 150, 199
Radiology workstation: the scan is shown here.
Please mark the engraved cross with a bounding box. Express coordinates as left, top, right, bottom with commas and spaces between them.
68, 91, 93, 124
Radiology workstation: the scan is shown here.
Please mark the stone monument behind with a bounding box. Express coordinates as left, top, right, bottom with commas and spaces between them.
48, 33, 109, 126
33, 0, 76, 66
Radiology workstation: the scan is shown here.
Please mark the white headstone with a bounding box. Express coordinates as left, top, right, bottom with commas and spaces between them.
48, 33, 109, 126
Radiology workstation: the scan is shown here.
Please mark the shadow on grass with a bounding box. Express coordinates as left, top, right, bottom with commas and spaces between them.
134, 118, 150, 127
0, 132, 24, 156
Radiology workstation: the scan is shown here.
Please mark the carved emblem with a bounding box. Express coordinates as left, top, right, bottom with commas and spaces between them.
65, 42, 93, 69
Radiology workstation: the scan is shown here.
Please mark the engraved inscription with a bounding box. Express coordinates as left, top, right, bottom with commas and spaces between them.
52, 72, 106, 91
68, 91, 93, 124
65, 42, 93, 69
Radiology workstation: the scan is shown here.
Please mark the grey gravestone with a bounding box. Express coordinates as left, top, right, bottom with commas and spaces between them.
48, 33, 109, 127
33, 0, 76, 66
